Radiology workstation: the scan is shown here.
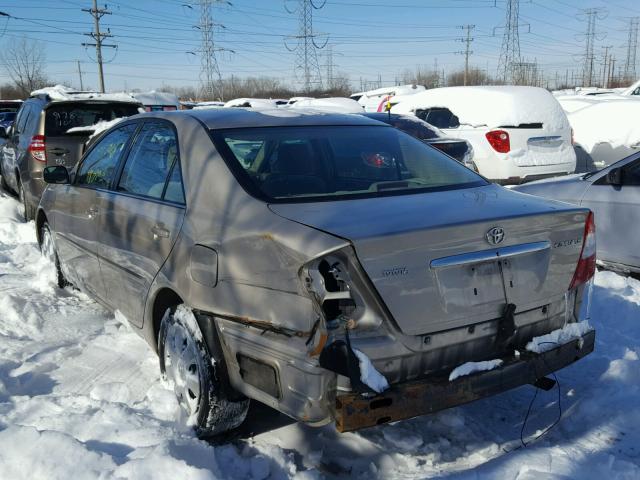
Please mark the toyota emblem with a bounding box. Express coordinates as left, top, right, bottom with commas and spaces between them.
486, 226, 505, 245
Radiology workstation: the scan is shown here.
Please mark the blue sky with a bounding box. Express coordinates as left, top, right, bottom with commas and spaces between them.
0, 0, 638, 94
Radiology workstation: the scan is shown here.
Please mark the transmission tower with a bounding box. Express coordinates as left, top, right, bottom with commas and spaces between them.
579, 8, 607, 87
285, 0, 327, 92
497, 0, 521, 83
624, 17, 639, 82
195, 0, 224, 101
326, 45, 334, 90
81, 0, 115, 93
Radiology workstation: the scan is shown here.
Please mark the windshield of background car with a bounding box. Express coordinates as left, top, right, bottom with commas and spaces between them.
213, 125, 487, 202
44, 103, 140, 136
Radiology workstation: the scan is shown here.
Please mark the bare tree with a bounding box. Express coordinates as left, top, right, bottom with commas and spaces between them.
1, 37, 49, 97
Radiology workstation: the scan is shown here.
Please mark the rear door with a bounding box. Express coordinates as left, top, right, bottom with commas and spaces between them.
53, 123, 138, 300
43, 102, 141, 169
581, 157, 640, 268
98, 120, 186, 326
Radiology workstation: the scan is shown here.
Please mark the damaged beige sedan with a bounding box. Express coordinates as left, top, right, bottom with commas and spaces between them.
36, 109, 596, 436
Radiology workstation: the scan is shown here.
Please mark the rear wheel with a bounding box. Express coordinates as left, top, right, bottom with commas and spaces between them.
40, 222, 67, 288
18, 180, 30, 221
158, 305, 249, 437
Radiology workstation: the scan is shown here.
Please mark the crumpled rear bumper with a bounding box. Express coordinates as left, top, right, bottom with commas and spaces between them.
334, 329, 595, 432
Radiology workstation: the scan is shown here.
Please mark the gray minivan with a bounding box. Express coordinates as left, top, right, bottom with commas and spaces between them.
0, 92, 141, 220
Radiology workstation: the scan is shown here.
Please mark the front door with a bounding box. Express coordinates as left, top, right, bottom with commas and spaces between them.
54, 123, 138, 300
98, 121, 186, 327
582, 157, 640, 268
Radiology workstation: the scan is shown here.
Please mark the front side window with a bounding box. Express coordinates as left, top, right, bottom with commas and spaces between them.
117, 122, 179, 200
76, 123, 137, 188
213, 125, 486, 202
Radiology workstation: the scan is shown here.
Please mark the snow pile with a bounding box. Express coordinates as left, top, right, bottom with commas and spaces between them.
392, 86, 570, 133
449, 359, 503, 381
353, 349, 389, 393
66, 116, 127, 139
526, 320, 593, 353
30, 84, 140, 104
193, 101, 225, 110
567, 99, 640, 153
288, 97, 364, 114
0, 187, 640, 478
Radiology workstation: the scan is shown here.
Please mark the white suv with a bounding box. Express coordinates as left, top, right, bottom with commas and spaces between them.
392, 86, 576, 184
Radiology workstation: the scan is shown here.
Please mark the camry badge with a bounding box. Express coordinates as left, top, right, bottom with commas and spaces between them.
486, 226, 505, 245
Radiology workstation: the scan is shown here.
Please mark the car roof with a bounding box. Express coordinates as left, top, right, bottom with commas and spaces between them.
155, 107, 389, 129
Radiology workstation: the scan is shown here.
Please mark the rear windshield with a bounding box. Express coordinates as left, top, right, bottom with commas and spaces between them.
212, 125, 486, 202
44, 103, 140, 136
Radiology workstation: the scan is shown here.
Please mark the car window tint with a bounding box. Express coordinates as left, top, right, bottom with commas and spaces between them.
117, 122, 177, 199
623, 160, 640, 185
163, 160, 185, 204
76, 124, 137, 188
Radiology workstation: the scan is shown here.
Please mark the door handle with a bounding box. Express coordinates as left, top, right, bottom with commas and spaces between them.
151, 224, 170, 239
86, 206, 99, 219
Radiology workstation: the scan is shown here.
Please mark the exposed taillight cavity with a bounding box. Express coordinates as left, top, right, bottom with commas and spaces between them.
569, 211, 596, 290
28, 135, 46, 163
485, 130, 511, 153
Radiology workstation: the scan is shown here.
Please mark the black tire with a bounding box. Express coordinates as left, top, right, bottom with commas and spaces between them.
40, 222, 67, 289
158, 305, 249, 437
18, 180, 31, 221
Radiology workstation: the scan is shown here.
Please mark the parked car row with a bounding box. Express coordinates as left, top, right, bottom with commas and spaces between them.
1, 98, 594, 438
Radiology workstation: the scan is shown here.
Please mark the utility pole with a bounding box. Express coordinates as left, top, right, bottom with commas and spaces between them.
285, 0, 327, 93
458, 25, 475, 86
77, 60, 84, 90
601, 45, 612, 88
624, 17, 639, 82
326, 45, 333, 91
82, 0, 114, 93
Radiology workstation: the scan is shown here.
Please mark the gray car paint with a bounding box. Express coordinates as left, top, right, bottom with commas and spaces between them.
514, 153, 640, 272
38, 108, 592, 426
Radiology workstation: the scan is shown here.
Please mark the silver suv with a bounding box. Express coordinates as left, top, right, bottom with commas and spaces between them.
0, 91, 141, 220
37, 109, 596, 436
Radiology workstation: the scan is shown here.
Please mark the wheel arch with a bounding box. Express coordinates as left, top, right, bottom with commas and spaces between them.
150, 287, 183, 352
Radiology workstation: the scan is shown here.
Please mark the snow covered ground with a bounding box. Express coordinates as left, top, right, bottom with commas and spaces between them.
0, 190, 639, 479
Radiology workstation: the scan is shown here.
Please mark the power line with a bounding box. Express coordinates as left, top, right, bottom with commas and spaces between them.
284, 0, 327, 92
81, 0, 115, 93
193, 0, 227, 101
578, 8, 607, 87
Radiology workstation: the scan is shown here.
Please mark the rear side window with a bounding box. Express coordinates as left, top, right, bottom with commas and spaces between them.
117, 122, 183, 202
44, 103, 140, 137
76, 123, 137, 188
415, 108, 460, 129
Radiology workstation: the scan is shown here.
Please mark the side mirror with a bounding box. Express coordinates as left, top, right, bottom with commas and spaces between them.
606, 167, 623, 186
43, 165, 70, 184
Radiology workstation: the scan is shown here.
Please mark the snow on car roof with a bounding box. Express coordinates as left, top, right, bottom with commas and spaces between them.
223, 98, 279, 109
358, 84, 426, 98
288, 97, 364, 114
131, 90, 180, 108
30, 84, 140, 103
391, 86, 569, 131
66, 117, 127, 138
567, 99, 640, 153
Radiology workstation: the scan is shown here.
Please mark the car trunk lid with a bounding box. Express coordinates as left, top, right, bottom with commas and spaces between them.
270, 184, 588, 336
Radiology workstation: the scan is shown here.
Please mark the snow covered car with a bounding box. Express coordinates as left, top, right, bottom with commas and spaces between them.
353, 84, 426, 112
513, 152, 640, 274
391, 86, 577, 184
37, 108, 595, 436
0, 85, 142, 220
362, 112, 477, 171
